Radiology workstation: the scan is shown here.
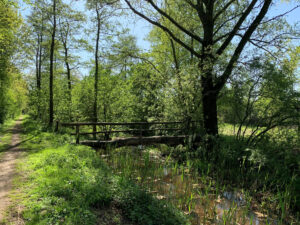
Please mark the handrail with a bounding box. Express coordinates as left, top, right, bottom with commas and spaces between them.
60, 121, 196, 126
57, 120, 200, 144
70, 128, 182, 135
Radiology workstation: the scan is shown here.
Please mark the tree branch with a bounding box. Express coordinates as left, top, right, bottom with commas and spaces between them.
214, 0, 236, 22
216, 0, 259, 56
124, 0, 201, 58
215, 0, 272, 93
146, 0, 203, 44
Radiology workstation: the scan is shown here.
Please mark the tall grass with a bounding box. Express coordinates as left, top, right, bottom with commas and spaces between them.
102, 134, 299, 224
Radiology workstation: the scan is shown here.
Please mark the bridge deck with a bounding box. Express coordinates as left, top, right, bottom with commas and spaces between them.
80, 135, 187, 148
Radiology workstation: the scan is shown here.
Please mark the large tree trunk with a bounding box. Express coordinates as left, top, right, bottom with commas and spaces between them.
49, 0, 56, 127
200, 2, 217, 136
201, 73, 218, 156
202, 86, 218, 136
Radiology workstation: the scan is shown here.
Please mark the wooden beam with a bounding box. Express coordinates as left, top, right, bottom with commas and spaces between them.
79, 135, 187, 148
61, 121, 199, 126
70, 128, 182, 135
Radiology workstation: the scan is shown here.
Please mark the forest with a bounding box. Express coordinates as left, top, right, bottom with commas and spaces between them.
0, 0, 299, 224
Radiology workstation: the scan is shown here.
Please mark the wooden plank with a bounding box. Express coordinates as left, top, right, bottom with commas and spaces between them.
61, 121, 192, 126
79, 135, 187, 148
70, 128, 182, 135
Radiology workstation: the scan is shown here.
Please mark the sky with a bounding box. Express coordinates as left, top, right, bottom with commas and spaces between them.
18, 0, 300, 76
126, 1, 300, 50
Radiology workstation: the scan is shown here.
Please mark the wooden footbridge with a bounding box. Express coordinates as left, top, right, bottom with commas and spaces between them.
56, 121, 200, 148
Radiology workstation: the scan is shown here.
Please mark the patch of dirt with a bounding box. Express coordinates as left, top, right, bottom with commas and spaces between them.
0, 119, 24, 224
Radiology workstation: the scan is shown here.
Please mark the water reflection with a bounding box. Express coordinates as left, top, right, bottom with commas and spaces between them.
100, 148, 276, 225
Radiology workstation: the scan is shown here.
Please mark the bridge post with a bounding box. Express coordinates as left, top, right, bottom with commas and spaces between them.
93, 125, 96, 139
76, 125, 80, 144
139, 124, 143, 146
54, 120, 59, 132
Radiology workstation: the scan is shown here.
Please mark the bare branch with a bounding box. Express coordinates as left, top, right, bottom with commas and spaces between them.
214, 0, 236, 21
124, 0, 201, 58
215, 0, 272, 93
261, 5, 300, 25
216, 0, 259, 56
213, 12, 243, 36
247, 38, 278, 59
146, 0, 203, 44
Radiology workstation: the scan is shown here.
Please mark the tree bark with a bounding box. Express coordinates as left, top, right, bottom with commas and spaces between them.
202, 84, 218, 135
200, 3, 217, 136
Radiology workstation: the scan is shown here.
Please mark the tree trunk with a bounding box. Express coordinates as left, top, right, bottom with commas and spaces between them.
37, 32, 43, 119
202, 88, 218, 136
63, 41, 72, 120
49, 0, 56, 127
35, 36, 39, 89
201, 71, 218, 136
93, 6, 100, 139
38, 26, 43, 91
201, 74, 218, 156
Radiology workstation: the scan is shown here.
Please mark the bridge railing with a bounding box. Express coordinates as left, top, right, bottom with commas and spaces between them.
56, 121, 199, 144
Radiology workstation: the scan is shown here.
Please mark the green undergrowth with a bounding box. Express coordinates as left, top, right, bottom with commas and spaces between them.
0, 119, 16, 156
159, 132, 299, 223
18, 117, 188, 225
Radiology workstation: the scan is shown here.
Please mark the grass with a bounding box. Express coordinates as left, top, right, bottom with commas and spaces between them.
7, 117, 299, 224
0, 119, 16, 156
188, 128, 299, 223
217, 127, 300, 213
15, 117, 188, 225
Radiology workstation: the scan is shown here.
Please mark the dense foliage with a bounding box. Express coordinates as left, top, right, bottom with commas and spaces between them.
0, 0, 27, 123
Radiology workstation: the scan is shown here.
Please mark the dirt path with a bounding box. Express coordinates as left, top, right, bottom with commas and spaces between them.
0, 119, 23, 222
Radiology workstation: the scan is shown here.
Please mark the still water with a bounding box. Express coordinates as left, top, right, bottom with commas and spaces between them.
100, 147, 277, 225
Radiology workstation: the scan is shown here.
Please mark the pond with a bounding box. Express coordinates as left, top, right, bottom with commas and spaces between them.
100, 146, 277, 225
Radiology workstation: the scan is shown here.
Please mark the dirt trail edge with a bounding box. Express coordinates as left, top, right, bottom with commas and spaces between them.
0, 119, 23, 222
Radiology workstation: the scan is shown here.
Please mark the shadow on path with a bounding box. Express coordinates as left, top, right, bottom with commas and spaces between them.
1, 137, 34, 153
